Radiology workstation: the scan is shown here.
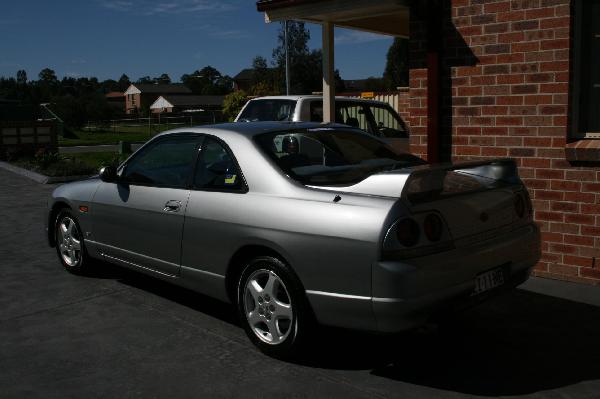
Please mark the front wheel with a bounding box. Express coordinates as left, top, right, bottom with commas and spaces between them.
54, 209, 90, 274
237, 256, 312, 359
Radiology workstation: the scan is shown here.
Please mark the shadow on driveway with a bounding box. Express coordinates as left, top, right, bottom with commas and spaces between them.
85, 262, 600, 397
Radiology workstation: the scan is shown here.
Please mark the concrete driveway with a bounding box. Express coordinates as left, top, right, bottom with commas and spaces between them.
1, 168, 599, 399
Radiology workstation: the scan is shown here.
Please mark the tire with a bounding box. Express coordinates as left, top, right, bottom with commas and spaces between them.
236, 256, 313, 359
54, 209, 90, 274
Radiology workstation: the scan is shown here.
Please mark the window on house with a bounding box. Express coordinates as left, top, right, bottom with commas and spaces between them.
572, 0, 600, 138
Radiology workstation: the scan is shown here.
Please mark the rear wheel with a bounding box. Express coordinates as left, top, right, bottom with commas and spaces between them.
237, 256, 312, 358
54, 209, 90, 274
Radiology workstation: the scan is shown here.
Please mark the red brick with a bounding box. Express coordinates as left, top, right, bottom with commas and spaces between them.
549, 222, 579, 234
551, 201, 578, 213
524, 95, 553, 105
581, 268, 600, 281
548, 243, 578, 254
548, 264, 580, 277
512, 84, 538, 94
565, 214, 596, 225
540, 17, 570, 29
581, 226, 600, 237
524, 137, 552, 147
522, 158, 551, 168
564, 234, 594, 246
581, 204, 600, 214
564, 192, 596, 203
481, 147, 509, 156
485, 1, 511, 13
550, 180, 581, 192
536, 211, 564, 222
541, 232, 563, 243
582, 183, 600, 192
536, 169, 564, 179
563, 255, 593, 268
540, 38, 570, 50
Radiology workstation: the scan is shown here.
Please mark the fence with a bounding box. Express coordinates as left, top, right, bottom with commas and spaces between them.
0, 120, 58, 157
84, 112, 224, 133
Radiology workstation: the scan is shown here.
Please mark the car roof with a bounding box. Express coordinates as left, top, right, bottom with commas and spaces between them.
248, 95, 390, 106
156, 121, 357, 139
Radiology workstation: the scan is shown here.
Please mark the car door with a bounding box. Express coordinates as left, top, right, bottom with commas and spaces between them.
91, 134, 203, 276
180, 136, 248, 296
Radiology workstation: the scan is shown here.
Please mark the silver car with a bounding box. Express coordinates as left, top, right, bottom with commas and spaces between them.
46, 122, 540, 358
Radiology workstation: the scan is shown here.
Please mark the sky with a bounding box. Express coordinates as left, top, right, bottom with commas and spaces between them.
0, 0, 394, 83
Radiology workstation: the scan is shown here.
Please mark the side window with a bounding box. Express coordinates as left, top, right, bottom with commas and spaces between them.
370, 105, 408, 138
121, 135, 201, 188
194, 138, 244, 191
335, 103, 370, 132
572, 0, 600, 138
310, 101, 323, 122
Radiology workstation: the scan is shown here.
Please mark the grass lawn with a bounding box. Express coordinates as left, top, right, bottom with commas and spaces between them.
58, 130, 154, 147
13, 151, 126, 177
58, 124, 178, 147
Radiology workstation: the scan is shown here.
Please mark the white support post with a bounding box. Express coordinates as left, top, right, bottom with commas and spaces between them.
322, 21, 335, 123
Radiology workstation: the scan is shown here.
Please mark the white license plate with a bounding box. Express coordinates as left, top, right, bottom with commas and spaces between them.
473, 268, 505, 295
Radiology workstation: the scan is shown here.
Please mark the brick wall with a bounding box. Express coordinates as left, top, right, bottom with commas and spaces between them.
408, 0, 600, 285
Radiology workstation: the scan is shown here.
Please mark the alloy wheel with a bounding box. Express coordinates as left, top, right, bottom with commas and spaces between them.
243, 269, 294, 345
57, 216, 82, 267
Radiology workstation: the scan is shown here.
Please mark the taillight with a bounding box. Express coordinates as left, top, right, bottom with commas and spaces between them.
423, 213, 443, 242
515, 193, 526, 218
396, 218, 420, 247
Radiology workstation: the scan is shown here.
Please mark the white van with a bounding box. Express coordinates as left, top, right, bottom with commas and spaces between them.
235, 95, 410, 152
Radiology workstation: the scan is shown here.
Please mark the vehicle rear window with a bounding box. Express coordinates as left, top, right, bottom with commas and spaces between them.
255, 128, 425, 187
238, 99, 296, 122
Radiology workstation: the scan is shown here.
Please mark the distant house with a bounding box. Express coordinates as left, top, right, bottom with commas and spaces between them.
105, 92, 124, 110
233, 69, 254, 92
123, 84, 192, 114
149, 95, 225, 123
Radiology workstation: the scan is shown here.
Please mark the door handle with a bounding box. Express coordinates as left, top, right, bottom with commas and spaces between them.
163, 200, 182, 213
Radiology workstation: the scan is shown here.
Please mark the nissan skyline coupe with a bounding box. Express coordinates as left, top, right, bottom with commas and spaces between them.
46, 121, 541, 358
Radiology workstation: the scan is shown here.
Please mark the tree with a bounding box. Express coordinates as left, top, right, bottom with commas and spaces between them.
136, 76, 153, 84
38, 68, 58, 83
222, 90, 248, 121
16, 70, 27, 85
271, 22, 324, 95
181, 66, 233, 95
383, 38, 409, 90
118, 74, 131, 91
156, 73, 171, 84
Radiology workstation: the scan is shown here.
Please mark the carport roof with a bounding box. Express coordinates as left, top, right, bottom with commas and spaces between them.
256, 0, 410, 37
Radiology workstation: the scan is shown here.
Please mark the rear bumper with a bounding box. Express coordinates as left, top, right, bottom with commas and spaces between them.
371, 222, 540, 332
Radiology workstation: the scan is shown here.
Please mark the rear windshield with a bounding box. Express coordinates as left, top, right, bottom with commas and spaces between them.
254, 128, 425, 186
238, 99, 296, 122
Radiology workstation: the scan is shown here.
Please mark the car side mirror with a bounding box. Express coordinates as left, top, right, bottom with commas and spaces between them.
99, 165, 117, 182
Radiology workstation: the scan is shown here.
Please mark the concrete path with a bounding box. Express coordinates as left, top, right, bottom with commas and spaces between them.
1, 167, 599, 399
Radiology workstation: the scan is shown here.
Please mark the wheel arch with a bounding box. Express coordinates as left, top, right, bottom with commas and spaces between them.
225, 244, 303, 305
48, 201, 71, 247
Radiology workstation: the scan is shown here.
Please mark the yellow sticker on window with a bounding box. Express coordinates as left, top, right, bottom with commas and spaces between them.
224, 174, 237, 184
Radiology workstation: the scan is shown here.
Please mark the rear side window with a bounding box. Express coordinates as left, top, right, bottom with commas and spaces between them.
238, 99, 296, 122
194, 138, 245, 191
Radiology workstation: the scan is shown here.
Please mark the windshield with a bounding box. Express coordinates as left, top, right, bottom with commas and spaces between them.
238, 99, 296, 122
255, 128, 426, 186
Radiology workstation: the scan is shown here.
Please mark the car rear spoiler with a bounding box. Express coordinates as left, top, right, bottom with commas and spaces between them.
400, 158, 521, 204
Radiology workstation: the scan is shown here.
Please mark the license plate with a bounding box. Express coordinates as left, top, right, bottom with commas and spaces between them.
473, 268, 505, 295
